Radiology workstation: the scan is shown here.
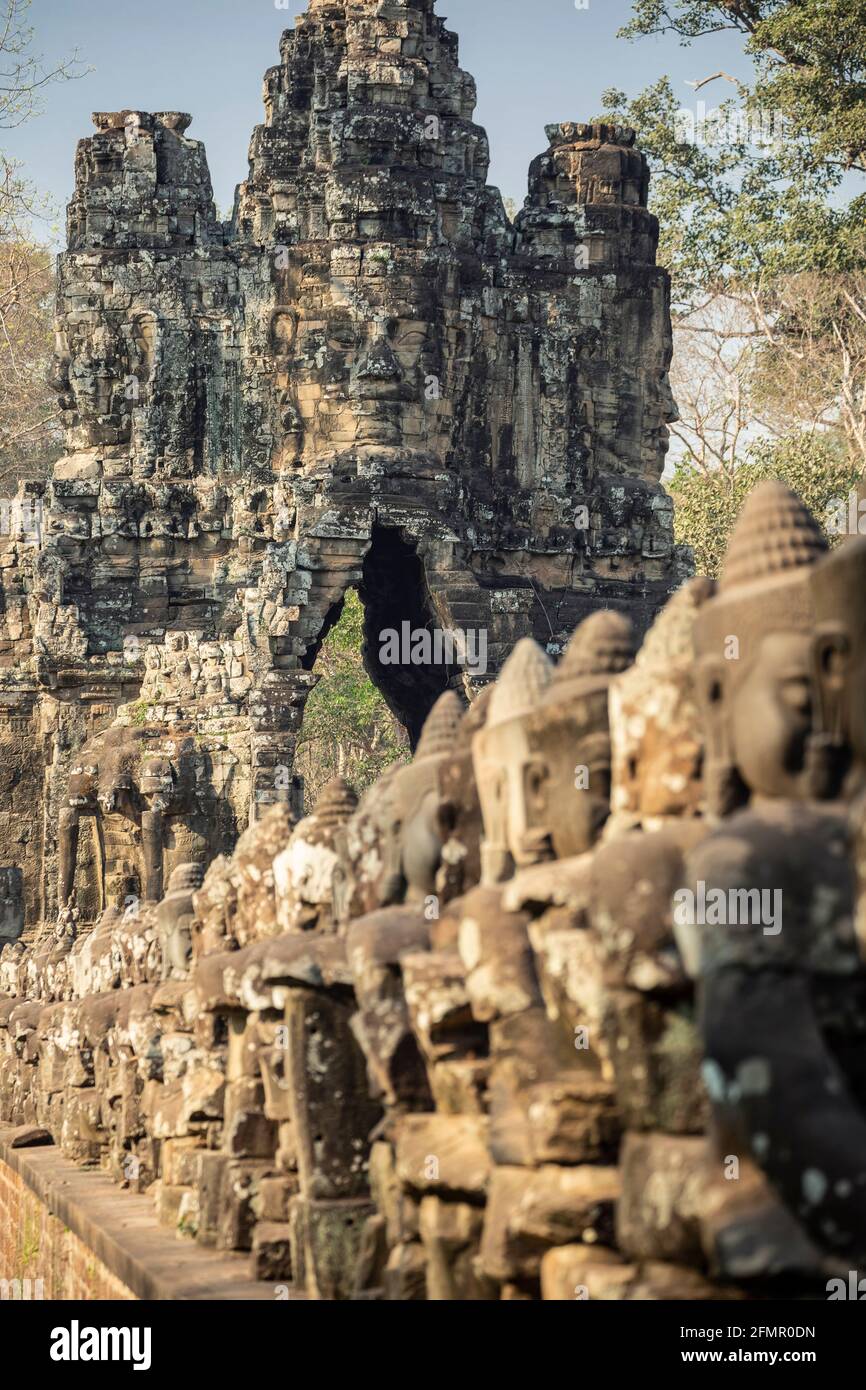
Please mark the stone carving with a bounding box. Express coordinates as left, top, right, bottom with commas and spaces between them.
682, 485, 866, 1269
2, 475, 861, 1295
5, 0, 864, 1307
0, 0, 686, 937
273, 777, 358, 934
0, 868, 24, 947
158, 863, 206, 979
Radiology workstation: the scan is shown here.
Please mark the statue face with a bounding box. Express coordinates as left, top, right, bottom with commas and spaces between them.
65, 321, 128, 447
810, 540, 866, 777
843, 646, 866, 765
474, 718, 546, 877
542, 728, 612, 859
611, 687, 704, 823
436, 744, 484, 898
274, 835, 339, 931
340, 769, 401, 918
474, 691, 614, 874
291, 288, 439, 461
379, 759, 444, 905
140, 756, 174, 804
729, 632, 817, 800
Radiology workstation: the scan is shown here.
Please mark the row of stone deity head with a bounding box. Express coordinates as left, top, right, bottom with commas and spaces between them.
331, 480, 866, 924
66, 478, 866, 958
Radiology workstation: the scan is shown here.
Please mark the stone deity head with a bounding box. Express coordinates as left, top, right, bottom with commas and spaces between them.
811, 532, 866, 780
693, 482, 829, 813
273, 776, 358, 933
608, 578, 716, 832
158, 862, 205, 978
525, 611, 636, 860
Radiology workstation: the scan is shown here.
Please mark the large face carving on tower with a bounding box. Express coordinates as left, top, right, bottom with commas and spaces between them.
277, 261, 445, 471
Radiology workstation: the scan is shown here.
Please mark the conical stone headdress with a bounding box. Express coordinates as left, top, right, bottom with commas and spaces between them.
487, 638, 553, 728
695, 481, 828, 679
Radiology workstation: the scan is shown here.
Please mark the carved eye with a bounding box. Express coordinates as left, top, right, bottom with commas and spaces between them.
393, 327, 427, 353
326, 325, 355, 352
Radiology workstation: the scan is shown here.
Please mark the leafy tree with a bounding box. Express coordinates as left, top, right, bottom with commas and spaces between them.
670, 432, 861, 576
619, 2, 866, 179
0, 1, 84, 486
603, 1, 866, 566
0, 238, 61, 486
294, 589, 410, 811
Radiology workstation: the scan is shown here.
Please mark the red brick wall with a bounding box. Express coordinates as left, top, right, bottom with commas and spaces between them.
0, 1158, 135, 1301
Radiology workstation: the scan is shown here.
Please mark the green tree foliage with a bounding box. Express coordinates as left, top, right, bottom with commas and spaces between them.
603, 1, 866, 565
0, 238, 61, 487
294, 589, 410, 811
0, 2, 84, 486
670, 432, 861, 576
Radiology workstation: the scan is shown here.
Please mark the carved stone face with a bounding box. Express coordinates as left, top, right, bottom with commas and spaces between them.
811, 537, 866, 772
339, 768, 401, 922
473, 640, 553, 882
339, 695, 459, 915
435, 689, 492, 901
475, 620, 633, 874
140, 755, 174, 807
525, 702, 613, 861
377, 702, 460, 905
273, 778, 356, 933
289, 273, 441, 465
158, 861, 204, 975
388, 766, 443, 904
608, 578, 715, 828
696, 633, 821, 809
693, 482, 829, 812
274, 832, 339, 930
64, 322, 127, 448
730, 632, 817, 801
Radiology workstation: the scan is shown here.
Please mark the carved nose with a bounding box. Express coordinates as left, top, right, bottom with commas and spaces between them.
355, 338, 402, 383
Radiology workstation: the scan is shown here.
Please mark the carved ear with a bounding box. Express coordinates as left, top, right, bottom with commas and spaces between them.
523, 758, 549, 820
694, 656, 729, 762
813, 621, 851, 746
694, 655, 745, 817
436, 795, 458, 839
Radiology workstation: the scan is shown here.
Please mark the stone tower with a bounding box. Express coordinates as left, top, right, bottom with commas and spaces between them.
0, 0, 687, 929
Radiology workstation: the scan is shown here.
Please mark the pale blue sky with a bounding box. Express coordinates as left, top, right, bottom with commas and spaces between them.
12, 0, 751, 234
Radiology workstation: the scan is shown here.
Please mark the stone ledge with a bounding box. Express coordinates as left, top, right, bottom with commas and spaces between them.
0, 1126, 286, 1301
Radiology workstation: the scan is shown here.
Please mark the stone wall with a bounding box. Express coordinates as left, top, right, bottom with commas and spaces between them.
0, 1153, 135, 1300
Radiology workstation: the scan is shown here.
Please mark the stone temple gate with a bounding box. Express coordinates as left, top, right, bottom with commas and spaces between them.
0, 0, 688, 931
